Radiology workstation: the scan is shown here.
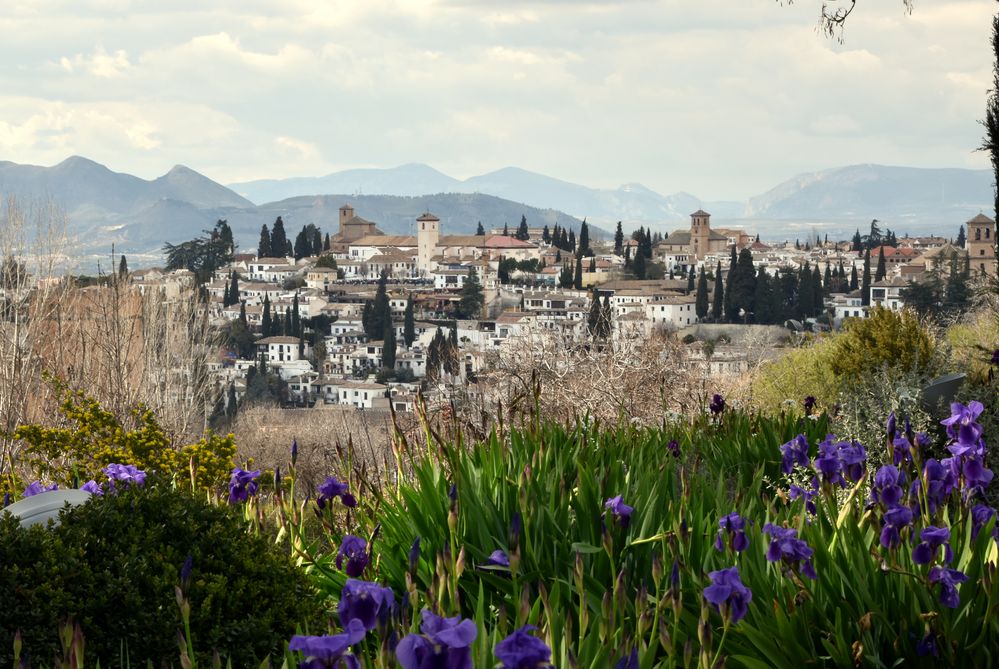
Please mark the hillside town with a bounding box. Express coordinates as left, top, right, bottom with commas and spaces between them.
128, 204, 999, 414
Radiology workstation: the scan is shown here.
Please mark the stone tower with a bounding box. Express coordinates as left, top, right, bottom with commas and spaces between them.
966, 213, 997, 277
416, 211, 440, 275
690, 210, 711, 260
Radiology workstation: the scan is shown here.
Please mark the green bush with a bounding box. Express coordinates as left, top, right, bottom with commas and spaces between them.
0, 482, 324, 667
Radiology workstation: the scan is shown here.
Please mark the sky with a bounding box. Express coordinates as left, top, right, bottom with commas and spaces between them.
0, 0, 994, 201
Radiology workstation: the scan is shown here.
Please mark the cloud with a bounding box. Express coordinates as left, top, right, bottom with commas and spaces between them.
58, 45, 132, 78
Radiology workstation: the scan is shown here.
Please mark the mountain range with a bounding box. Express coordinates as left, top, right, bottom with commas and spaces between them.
0, 156, 992, 263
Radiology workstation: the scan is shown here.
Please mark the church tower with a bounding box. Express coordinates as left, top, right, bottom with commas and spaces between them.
966, 213, 997, 277
690, 210, 711, 260
416, 212, 440, 275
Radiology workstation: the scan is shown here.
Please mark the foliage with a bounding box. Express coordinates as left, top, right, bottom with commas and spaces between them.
1, 481, 324, 667
162, 220, 234, 284
457, 268, 484, 319
13, 383, 235, 490
829, 307, 941, 382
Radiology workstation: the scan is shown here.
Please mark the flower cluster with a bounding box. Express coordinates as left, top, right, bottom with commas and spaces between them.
104, 463, 147, 489
812, 435, 867, 487
604, 496, 634, 529
336, 536, 370, 578
397, 610, 477, 669
703, 566, 752, 624
289, 618, 366, 669
22, 481, 58, 497
763, 523, 816, 579
940, 402, 993, 498
494, 625, 554, 668
714, 512, 749, 553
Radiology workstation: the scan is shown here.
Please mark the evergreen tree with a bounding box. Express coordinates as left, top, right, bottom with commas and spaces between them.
861, 248, 872, 306
516, 215, 530, 241
559, 263, 574, 287
753, 267, 771, 324
588, 256, 596, 272
261, 295, 272, 337
476, 221, 485, 236
577, 220, 590, 256
632, 248, 647, 280
852, 229, 862, 252
445, 327, 460, 376
503, 222, 509, 236
230, 272, 239, 304
568, 230, 576, 253
798, 262, 814, 317
226, 383, 237, 418
623, 246, 631, 268
944, 254, 970, 311
811, 266, 824, 317
118, 255, 128, 279
294, 226, 309, 260
850, 265, 859, 291
875, 247, 887, 281
283, 307, 291, 337
711, 262, 724, 321
729, 249, 757, 321
724, 245, 738, 321
542, 224, 550, 244
324, 233, 331, 251
686, 266, 696, 293
560, 228, 569, 250
371, 270, 390, 338
223, 275, 231, 307
956, 224, 966, 248
403, 294, 416, 347
239, 300, 247, 327
555, 249, 562, 264
292, 293, 301, 338
311, 226, 323, 256
382, 320, 397, 371
573, 255, 583, 289
362, 301, 374, 339
270, 217, 289, 259
614, 221, 624, 255
258, 224, 272, 258
457, 268, 484, 318
695, 267, 709, 319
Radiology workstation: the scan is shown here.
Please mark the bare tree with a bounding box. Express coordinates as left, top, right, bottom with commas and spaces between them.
780, 0, 914, 40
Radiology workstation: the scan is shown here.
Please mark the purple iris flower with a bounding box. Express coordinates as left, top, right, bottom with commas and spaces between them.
104, 463, 147, 487
892, 435, 914, 466
482, 549, 511, 569
494, 625, 552, 668
917, 459, 957, 514
912, 526, 952, 565
666, 440, 680, 458
780, 434, 810, 474
80, 480, 103, 496
928, 566, 967, 609
22, 481, 57, 497
838, 440, 867, 483
614, 649, 639, 669
871, 465, 905, 507
2, 492, 10, 507
289, 618, 366, 669
227, 467, 260, 504
789, 482, 818, 516
336, 536, 370, 578
971, 505, 998, 541
703, 566, 752, 624
180, 555, 193, 591
714, 513, 749, 553
604, 496, 634, 529
879, 506, 913, 549
803, 396, 816, 414
397, 609, 477, 669
709, 394, 726, 415
813, 435, 845, 487
338, 579, 395, 631
763, 523, 816, 579
886, 412, 897, 441
991, 349, 999, 366
317, 476, 357, 509
941, 401, 985, 439
291, 438, 299, 464
916, 632, 938, 658
961, 456, 994, 494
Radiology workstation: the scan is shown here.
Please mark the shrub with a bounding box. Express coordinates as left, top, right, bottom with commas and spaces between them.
829, 307, 940, 381
1, 482, 324, 667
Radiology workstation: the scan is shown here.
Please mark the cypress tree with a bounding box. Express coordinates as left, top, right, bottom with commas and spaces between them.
239, 300, 247, 327
798, 262, 814, 317
362, 301, 374, 339
875, 247, 887, 281
257, 224, 272, 258
632, 248, 647, 280
588, 256, 596, 272
458, 268, 484, 319
598, 295, 612, 340
568, 230, 576, 253
118, 255, 128, 279
753, 267, 771, 324
824, 265, 832, 294
403, 294, 416, 347
383, 320, 397, 371
230, 272, 239, 304
686, 267, 696, 293
573, 255, 583, 289
852, 229, 862, 252
324, 233, 331, 251
956, 224, 966, 248
270, 217, 288, 259
559, 263, 574, 288
812, 266, 824, 317
503, 222, 509, 236
516, 215, 530, 241
861, 248, 872, 306
542, 224, 550, 244
731, 248, 757, 320
614, 221, 624, 255
477, 221, 485, 236
371, 270, 390, 337
292, 293, 301, 338
711, 262, 724, 321
623, 245, 631, 267
578, 220, 589, 256
261, 295, 272, 337
850, 265, 859, 291
587, 290, 601, 334
283, 307, 291, 337
724, 245, 738, 322
223, 275, 231, 307
695, 267, 709, 319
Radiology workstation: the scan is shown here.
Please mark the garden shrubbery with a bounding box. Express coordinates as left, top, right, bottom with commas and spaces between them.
1, 481, 325, 668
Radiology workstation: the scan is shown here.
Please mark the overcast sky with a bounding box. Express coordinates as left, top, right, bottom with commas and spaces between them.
0, 0, 993, 200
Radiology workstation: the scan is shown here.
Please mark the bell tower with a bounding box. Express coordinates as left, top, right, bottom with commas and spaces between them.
417, 212, 440, 275
966, 213, 997, 277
